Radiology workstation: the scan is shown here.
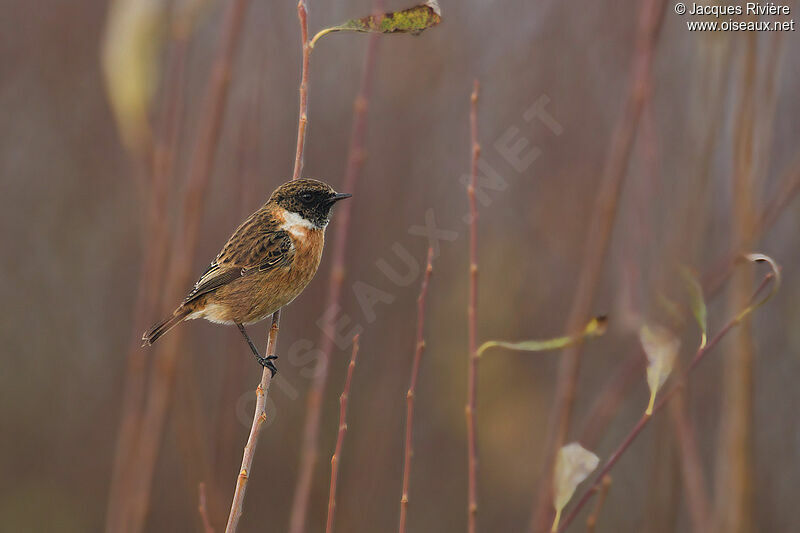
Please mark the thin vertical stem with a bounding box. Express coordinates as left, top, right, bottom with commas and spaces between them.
292, 0, 310, 181
531, 1, 666, 529
106, 30, 187, 533
224, 313, 280, 533
399, 247, 434, 533
225, 0, 312, 529
199, 482, 215, 533
110, 1, 251, 531
213, 58, 267, 506
585, 475, 611, 533
288, 3, 382, 531
325, 336, 361, 533
713, 27, 758, 533
466, 79, 480, 533
667, 390, 710, 531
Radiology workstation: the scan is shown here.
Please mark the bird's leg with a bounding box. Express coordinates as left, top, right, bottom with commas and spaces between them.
236, 322, 278, 376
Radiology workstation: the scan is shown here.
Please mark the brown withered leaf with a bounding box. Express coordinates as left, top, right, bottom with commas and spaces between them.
310, 1, 441, 48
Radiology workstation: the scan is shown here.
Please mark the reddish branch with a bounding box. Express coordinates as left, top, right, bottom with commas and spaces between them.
292, 0, 310, 180
106, 32, 187, 533
556, 273, 776, 532
399, 247, 434, 533
667, 390, 710, 531
571, 151, 800, 529
199, 482, 215, 533
213, 67, 267, 518
325, 336, 361, 533
225, 1, 312, 530
466, 79, 481, 533
714, 29, 759, 533
578, 153, 800, 450
577, 352, 643, 446
531, 1, 666, 529
224, 314, 279, 532
288, 5, 382, 531
585, 475, 611, 533
107, 1, 251, 531
702, 153, 800, 298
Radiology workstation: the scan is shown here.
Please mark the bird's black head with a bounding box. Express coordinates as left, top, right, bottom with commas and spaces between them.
269, 178, 351, 228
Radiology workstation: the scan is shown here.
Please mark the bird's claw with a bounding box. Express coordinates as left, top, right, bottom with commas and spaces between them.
256, 354, 278, 377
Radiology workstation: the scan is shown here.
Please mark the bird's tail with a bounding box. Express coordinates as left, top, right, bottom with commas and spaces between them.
142, 306, 192, 346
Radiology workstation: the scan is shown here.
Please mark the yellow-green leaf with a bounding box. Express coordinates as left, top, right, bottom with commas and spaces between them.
552, 443, 600, 532
477, 316, 607, 357
680, 267, 707, 348
310, 1, 442, 48
101, 0, 166, 156
640, 324, 679, 415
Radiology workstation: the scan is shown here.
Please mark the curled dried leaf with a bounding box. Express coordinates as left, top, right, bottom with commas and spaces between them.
640, 324, 679, 415
310, 1, 442, 48
735, 253, 781, 322
552, 443, 600, 532
476, 316, 607, 357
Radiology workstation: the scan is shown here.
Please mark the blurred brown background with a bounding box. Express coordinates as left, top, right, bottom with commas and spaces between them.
1, 0, 799, 531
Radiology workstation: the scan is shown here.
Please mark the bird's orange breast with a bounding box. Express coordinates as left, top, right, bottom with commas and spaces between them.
287, 225, 325, 283
238, 225, 323, 322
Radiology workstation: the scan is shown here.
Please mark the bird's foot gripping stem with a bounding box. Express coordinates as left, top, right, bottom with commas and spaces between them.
256, 354, 278, 377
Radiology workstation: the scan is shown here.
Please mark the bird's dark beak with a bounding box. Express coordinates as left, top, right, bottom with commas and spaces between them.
327, 192, 352, 204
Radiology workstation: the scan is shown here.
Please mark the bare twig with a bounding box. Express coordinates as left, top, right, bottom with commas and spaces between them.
754, 153, 800, 240
225, 1, 312, 530
713, 27, 763, 533
531, 1, 666, 529
106, 29, 187, 533
466, 79, 481, 533
284, 8, 318, 533
325, 335, 361, 533
667, 389, 710, 532
578, 353, 644, 447
108, 2, 251, 531
199, 482, 215, 533
578, 151, 800, 449
585, 476, 611, 533
556, 273, 776, 532
399, 247, 434, 533
572, 211, 793, 532
213, 57, 267, 507
224, 313, 279, 533
292, 0, 310, 180
582, 347, 708, 531
288, 3, 382, 531
702, 153, 800, 298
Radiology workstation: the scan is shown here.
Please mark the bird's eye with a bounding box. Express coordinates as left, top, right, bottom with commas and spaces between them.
300, 192, 313, 203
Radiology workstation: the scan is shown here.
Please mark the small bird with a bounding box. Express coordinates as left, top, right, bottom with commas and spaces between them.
142, 178, 351, 375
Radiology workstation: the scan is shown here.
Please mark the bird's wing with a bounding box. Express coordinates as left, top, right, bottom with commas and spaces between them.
183, 212, 293, 305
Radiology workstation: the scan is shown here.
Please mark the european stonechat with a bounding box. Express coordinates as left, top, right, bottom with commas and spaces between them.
142, 178, 351, 375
